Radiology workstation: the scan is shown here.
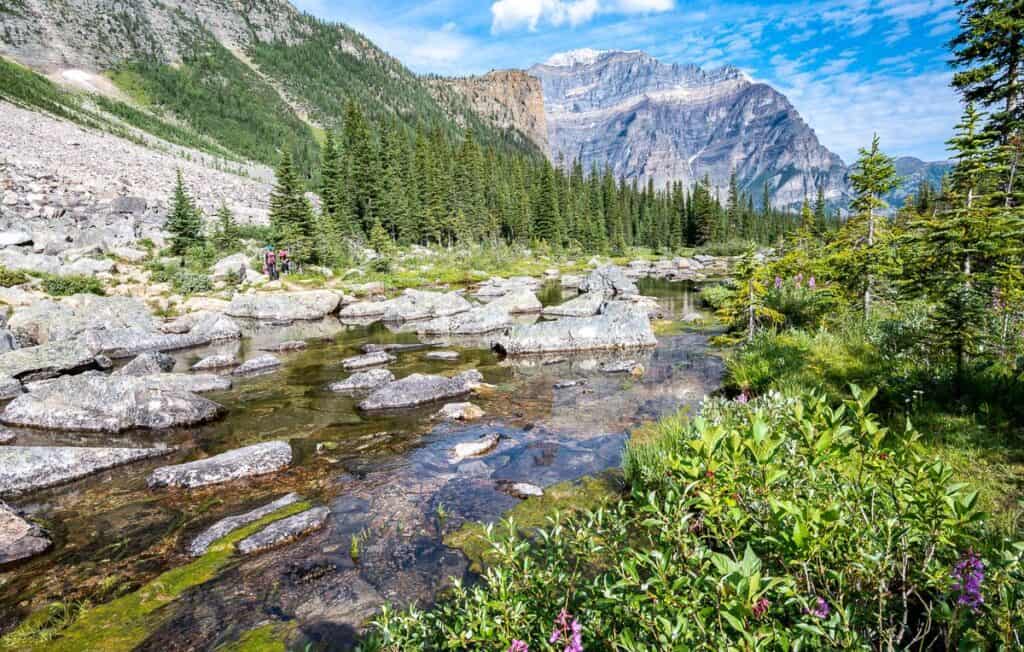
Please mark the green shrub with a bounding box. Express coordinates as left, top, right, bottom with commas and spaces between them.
40, 274, 105, 297
698, 282, 735, 310
367, 389, 1023, 650
145, 261, 213, 295
0, 266, 30, 288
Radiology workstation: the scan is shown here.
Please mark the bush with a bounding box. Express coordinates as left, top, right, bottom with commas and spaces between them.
145, 261, 213, 295
367, 390, 1023, 650
699, 282, 735, 310
40, 274, 105, 297
0, 266, 29, 288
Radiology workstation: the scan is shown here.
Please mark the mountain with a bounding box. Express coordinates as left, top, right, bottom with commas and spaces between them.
888, 156, 952, 206
0, 0, 539, 177
527, 49, 849, 209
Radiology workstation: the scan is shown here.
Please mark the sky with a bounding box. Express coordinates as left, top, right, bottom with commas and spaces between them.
291, 0, 964, 163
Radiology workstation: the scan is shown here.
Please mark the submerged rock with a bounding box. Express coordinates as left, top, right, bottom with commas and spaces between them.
359, 370, 483, 411
227, 291, 341, 322
0, 445, 172, 496
579, 265, 639, 298
0, 339, 100, 382
600, 359, 645, 377
361, 342, 428, 354
260, 340, 308, 352
451, 433, 500, 461
231, 354, 281, 376
1, 374, 224, 432
116, 352, 176, 377
140, 373, 232, 394
417, 303, 512, 335
0, 501, 50, 564
189, 493, 301, 556
424, 350, 459, 361
541, 292, 604, 318
148, 441, 293, 489
328, 368, 394, 393
494, 304, 656, 356
435, 402, 485, 421
192, 354, 239, 371
236, 506, 330, 555
342, 351, 395, 371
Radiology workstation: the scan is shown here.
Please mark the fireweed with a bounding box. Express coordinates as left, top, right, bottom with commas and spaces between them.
366, 389, 1024, 650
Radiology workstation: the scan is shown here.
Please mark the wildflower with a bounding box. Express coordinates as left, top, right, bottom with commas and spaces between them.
508, 641, 529, 652
808, 276, 816, 289
795, 273, 804, 286
808, 597, 830, 619
752, 597, 770, 619
550, 609, 583, 652
774, 276, 783, 290
952, 550, 985, 613
735, 391, 750, 404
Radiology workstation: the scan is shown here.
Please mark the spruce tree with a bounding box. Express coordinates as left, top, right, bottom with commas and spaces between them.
269, 149, 316, 264
534, 163, 561, 244
847, 135, 899, 319
167, 169, 203, 257
212, 202, 240, 252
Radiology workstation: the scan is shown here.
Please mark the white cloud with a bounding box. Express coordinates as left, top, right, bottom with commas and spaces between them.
490, 0, 674, 32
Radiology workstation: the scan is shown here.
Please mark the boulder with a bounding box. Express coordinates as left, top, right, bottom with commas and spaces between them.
494, 304, 656, 356
109, 246, 148, 263
2, 373, 224, 432
236, 506, 330, 555
451, 433, 500, 461
0, 330, 15, 354
417, 303, 512, 335
327, 368, 395, 393
0, 445, 172, 496
600, 359, 645, 376
342, 351, 395, 371
487, 289, 543, 314
579, 265, 639, 298
0, 375, 21, 400
211, 253, 252, 282
0, 339, 100, 382
0, 429, 14, 444
382, 289, 471, 322
227, 291, 341, 322
148, 441, 293, 489
189, 493, 301, 556
475, 276, 541, 298
64, 257, 115, 276
560, 275, 582, 289
620, 295, 665, 319
424, 351, 459, 361
502, 482, 544, 499
0, 231, 32, 248
192, 354, 239, 371
338, 300, 388, 320
8, 295, 154, 345
359, 370, 483, 411
361, 342, 428, 354
0, 248, 61, 275
0, 501, 50, 564
259, 340, 307, 352
139, 373, 232, 394
231, 355, 281, 376
435, 402, 485, 421
116, 352, 176, 377
541, 292, 604, 318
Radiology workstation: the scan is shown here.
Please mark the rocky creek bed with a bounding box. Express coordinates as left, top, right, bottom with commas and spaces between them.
0, 278, 722, 651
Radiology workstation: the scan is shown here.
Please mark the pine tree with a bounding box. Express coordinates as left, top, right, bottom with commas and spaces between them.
813, 185, 827, 229
848, 135, 899, 319
534, 163, 561, 244
269, 149, 317, 263
167, 169, 203, 257
211, 202, 240, 252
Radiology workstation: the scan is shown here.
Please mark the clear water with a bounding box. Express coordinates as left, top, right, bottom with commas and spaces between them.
0, 280, 723, 650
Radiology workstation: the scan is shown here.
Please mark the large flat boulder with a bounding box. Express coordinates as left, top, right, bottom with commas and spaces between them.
227, 291, 341, 322
475, 276, 541, 298
0, 502, 50, 564
328, 368, 394, 393
81, 314, 241, 359
211, 253, 252, 282
359, 370, 483, 411
115, 352, 176, 377
381, 289, 471, 322
541, 292, 604, 318
342, 351, 395, 371
2, 373, 224, 432
236, 506, 330, 555
189, 493, 301, 556
337, 299, 388, 320
486, 288, 543, 314
0, 339, 101, 382
579, 265, 639, 298
0, 446, 172, 496
0, 231, 32, 247
417, 303, 512, 335
0, 376, 21, 400
494, 303, 656, 356
0, 248, 61, 275
231, 354, 281, 376
139, 373, 232, 394
148, 441, 292, 489
8, 295, 155, 345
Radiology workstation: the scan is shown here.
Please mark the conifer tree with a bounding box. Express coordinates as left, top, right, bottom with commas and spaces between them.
847, 135, 899, 319
211, 202, 240, 252
534, 163, 561, 244
269, 149, 317, 263
167, 169, 203, 257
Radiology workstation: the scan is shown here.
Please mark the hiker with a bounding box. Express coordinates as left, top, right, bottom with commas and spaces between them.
264, 247, 278, 281
237, 263, 246, 285
278, 248, 290, 275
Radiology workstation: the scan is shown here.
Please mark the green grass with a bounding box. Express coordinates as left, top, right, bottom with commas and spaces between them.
1, 501, 312, 651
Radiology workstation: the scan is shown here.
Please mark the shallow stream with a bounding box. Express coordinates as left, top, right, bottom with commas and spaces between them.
0, 279, 723, 650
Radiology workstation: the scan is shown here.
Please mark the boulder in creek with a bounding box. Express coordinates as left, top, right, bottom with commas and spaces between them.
360, 342, 427, 354
259, 340, 308, 352
424, 350, 459, 361
579, 265, 639, 298
493, 303, 656, 356
501, 482, 544, 499
0, 501, 50, 564
231, 354, 281, 376
359, 370, 483, 411
236, 506, 330, 555
342, 351, 395, 371
115, 352, 176, 376
600, 359, 644, 376
338, 299, 389, 321
0, 445, 173, 496
486, 288, 543, 314
541, 292, 605, 318
451, 433, 500, 462
139, 373, 232, 394
189, 493, 301, 556
328, 368, 394, 393
8, 295, 155, 345
191, 354, 239, 371
227, 291, 341, 322
148, 441, 293, 489
435, 402, 485, 421
0, 339, 101, 382
417, 302, 512, 335
1, 373, 224, 432
381, 289, 471, 322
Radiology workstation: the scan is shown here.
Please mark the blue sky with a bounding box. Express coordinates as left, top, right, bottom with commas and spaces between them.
292, 0, 963, 163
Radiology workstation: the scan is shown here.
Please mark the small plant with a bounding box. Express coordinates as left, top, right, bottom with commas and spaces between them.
0, 265, 29, 288
40, 274, 105, 296
349, 533, 360, 565
435, 501, 447, 527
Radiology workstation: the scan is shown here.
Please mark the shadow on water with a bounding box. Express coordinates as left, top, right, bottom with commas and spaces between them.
0, 280, 722, 649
